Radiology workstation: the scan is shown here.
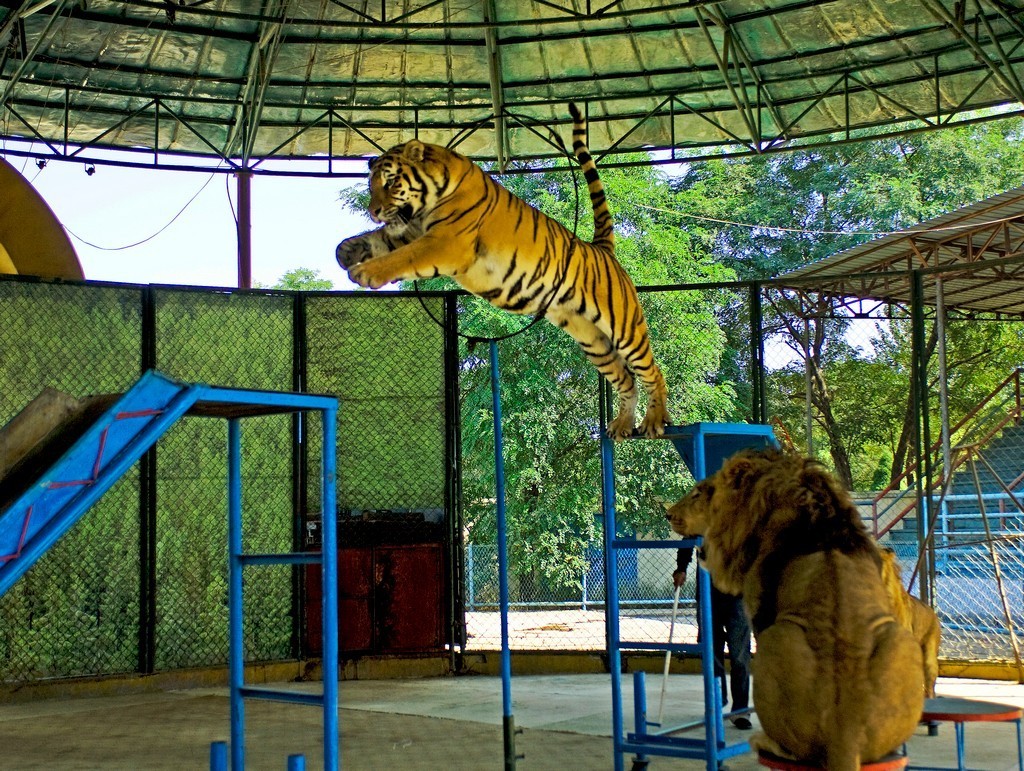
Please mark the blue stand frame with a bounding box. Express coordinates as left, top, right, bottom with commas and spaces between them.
601, 419, 777, 771
490, 342, 520, 770
225, 401, 339, 771
0, 370, 339, 770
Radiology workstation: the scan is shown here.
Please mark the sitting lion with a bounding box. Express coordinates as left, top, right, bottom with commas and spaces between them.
880, 548, 941, 697
666, 448, 924, 771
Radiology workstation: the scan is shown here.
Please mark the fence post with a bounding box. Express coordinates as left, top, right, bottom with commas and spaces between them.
138, 285, 157, 675
581, 565, 588, 611
467, 544, 475, 612
489, 341, 520, 770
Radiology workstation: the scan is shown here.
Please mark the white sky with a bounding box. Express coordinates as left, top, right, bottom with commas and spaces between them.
11, 149, 370, 289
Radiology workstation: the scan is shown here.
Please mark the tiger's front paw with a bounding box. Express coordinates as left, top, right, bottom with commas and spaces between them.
639, 403, 670, 439
348, 258, 395, 290
336, 237, 373, 270
606, 411, 637, 442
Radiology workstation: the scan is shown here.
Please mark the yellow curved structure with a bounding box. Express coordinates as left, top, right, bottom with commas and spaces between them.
0, 158, 83, 280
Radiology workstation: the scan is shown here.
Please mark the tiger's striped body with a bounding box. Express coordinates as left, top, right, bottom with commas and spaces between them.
336, 104, 670, 440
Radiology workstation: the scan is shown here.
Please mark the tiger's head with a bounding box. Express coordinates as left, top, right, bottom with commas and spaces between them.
366, 140, 437, 232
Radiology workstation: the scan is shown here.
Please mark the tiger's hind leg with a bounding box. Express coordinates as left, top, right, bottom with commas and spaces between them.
564, 318, 638, 440
614, 315, 670, 439
635, 362, 669, 439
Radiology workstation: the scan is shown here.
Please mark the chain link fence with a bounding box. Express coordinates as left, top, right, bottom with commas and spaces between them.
152, 288, 295, 668
0, 279, 453, 682
0, 280, 142, 681
3, 272, 1023, 682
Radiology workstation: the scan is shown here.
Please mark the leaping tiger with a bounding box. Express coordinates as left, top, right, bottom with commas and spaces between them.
336, 103, 670, 440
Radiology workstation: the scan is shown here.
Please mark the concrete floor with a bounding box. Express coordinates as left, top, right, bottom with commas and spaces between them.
0, 673, 1021, 769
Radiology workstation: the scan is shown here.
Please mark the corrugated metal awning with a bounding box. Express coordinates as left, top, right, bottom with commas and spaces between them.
0, 0, 1022, 174
779, 186, 1024, 316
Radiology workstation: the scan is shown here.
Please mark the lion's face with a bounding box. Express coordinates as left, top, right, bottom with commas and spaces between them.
664, 449, 783, 597
665, 478, 714, 537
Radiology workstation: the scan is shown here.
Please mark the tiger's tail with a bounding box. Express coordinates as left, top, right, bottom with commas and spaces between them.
568, 103, 615, 252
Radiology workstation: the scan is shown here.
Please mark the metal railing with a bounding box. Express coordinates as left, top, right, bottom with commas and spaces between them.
872, 368, 1024, 538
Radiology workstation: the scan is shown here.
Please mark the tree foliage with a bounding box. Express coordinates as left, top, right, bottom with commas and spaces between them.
261, 267, 334, 291
669, 117, 1024, 487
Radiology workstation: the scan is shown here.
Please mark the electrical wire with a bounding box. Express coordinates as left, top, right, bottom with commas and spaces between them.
63, 171, 218, 251
632, 202, 1022, 238
225, 171, 238, 225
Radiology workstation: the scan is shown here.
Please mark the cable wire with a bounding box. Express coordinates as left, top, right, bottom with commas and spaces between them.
63, 171, 218, 251
632, 202, 1022, 237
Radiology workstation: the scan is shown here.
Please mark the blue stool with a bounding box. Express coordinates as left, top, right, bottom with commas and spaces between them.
911, 696, 1023, 771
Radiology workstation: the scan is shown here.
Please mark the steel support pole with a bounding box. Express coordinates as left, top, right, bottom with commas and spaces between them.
804, 317, 813, 454
490, 341, 518, 771
749, 284, 767, 424
139, 286, 157, 675
600, 407, 624, 771
235, 169, 253, 290
910, 270, 934, 604
227, 419, 245, 770
321, 407, 339, 770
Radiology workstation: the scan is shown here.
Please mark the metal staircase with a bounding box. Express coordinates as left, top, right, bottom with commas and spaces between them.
872, 368, 1024, 551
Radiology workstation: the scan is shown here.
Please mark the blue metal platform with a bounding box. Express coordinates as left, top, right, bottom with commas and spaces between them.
0, 370, 340, 770
601, 421, 778, 771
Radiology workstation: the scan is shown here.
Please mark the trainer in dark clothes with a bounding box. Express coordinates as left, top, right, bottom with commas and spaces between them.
674, 546, 753, 730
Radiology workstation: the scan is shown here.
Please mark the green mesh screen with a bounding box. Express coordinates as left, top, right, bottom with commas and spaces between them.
0, 280, 142, 681
305, 294, 447, 535
152, 289, 295, 667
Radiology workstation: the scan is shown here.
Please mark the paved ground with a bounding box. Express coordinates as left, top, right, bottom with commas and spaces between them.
466, 608, 700, 650
1, 673, 1021, 769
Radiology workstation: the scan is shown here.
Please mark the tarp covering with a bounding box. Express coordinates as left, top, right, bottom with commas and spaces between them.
0, 0, 1022, 173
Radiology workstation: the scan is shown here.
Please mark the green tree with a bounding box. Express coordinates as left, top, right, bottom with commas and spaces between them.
668, 116, 1024, 487
271, 267, 333, 291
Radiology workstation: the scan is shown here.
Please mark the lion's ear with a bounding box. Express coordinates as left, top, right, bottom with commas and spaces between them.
402, 140, 425, 162
722, 455, 758, 488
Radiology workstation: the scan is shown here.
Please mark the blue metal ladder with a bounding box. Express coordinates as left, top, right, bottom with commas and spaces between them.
0, 369, 340, 770
601, 419, 778, 771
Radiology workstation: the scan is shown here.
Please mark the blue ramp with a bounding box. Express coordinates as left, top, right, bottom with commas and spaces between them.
0, 370, 200, 597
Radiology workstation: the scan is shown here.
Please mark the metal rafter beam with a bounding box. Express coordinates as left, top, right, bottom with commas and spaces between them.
692, 5, 761, 149
0, 0, 68, 108
978, 0, 1024, 38
972, 0, 1024, 97
482, 0, 507, 170
703, 4, 789, 141
921, 0, 1024, 104
225, 0, 290, 162
114, 0, 723, 29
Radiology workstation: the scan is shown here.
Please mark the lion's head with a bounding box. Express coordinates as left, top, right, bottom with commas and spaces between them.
666, 448, 877, 596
